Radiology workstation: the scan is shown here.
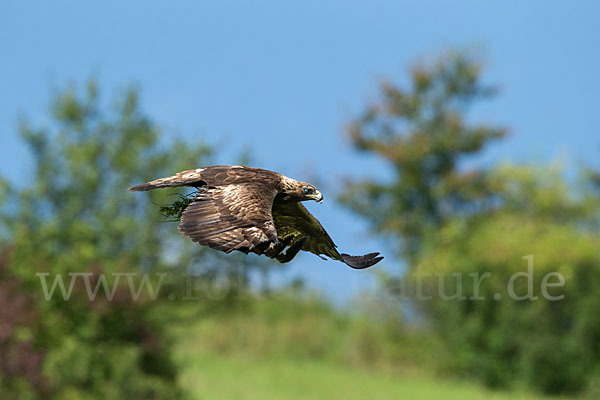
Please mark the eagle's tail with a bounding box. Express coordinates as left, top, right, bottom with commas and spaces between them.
340, 252, 383, 269
128, 168, 207, 192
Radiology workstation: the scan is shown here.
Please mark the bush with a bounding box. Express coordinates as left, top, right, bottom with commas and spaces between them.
415, 211, 600, 395
0, 81, 210, 399
174, 292, 436, 374
0, 249, 49, 400
0, 248, 184, 400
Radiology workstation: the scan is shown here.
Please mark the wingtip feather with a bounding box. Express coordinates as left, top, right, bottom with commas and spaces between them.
128, 184, 152, 192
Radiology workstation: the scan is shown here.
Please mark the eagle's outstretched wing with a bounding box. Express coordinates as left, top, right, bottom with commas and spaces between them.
271, 202, 383, 269
130, 165, 283, 254
179, 183, 279, 254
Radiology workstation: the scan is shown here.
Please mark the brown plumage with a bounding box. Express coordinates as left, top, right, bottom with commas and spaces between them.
129, 165, 383, 269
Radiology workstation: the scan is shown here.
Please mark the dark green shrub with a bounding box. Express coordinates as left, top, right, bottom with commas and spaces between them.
415, 211, 600, 395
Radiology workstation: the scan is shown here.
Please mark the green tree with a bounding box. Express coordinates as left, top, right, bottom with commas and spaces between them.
0, 80, 265, 399
341, 51, 506, 262
342, 52, 600, 395
417, 165, 600, 393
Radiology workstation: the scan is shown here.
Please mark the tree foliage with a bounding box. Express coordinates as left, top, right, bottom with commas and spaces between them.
0, 80, 223, 399
341, 52, 506, 261
342, 51, 600, 395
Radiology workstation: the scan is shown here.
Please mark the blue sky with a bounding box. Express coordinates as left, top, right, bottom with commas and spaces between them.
1, 1, 599, 304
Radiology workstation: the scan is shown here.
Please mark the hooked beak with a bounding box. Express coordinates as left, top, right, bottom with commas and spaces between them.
312, 190, 323, 203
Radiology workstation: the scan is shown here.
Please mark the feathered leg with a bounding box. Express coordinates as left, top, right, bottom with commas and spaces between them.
276, 238, 307, 263
264, 236, 293, 258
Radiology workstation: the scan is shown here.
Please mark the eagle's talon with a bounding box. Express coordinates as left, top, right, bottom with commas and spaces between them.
276, 237, 307, 263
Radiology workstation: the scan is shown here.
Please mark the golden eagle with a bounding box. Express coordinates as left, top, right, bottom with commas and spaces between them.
129, 165, 383, 269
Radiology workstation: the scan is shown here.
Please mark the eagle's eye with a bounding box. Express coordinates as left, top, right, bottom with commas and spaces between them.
303, 187, 314, 195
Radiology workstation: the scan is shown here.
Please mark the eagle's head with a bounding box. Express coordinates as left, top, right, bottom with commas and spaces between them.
280, 178, 323, 203
299, 184, 323, 203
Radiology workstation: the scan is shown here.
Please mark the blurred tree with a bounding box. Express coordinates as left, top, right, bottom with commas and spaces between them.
0, 80, 275, 399
417, 165, 600, 393
342, 51, 600, 395
0, 80, 209, 399
340, 51, 506, 262
8, 81, 212, 271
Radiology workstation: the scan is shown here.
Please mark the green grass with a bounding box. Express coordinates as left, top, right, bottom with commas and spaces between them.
171, 297, 567, 400
176, 351, 553, 400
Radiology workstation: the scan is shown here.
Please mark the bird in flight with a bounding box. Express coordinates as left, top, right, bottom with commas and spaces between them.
129, 165, 383, 269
